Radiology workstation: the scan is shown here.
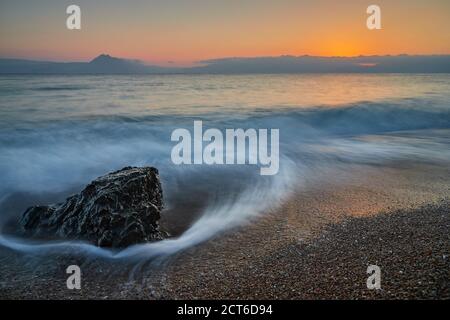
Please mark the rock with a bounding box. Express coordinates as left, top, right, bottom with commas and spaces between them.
20, 166, 168, 247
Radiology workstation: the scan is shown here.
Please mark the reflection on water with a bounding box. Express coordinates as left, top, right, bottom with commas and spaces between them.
0, 74, 449, 123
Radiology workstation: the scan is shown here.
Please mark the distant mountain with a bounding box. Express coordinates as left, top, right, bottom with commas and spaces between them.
0, 54, 449, 74
190, 55, 450, 74
86, 54, 158, 73
0, 54, 170, 74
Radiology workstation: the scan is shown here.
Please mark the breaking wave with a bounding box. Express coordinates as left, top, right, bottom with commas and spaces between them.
0, 98, 449, 260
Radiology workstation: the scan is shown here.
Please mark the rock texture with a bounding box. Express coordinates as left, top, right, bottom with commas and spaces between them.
20, 166, 167, 247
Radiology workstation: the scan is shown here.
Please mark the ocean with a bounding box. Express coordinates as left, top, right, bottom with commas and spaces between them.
0, 74, 449, 259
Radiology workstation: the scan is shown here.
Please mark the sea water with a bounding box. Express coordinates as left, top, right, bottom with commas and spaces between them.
0, 74, 449, 259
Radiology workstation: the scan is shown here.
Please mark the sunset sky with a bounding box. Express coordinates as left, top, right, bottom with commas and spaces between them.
1, 0, 449, 66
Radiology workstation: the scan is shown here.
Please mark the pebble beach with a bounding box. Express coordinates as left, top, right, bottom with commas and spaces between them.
1, 163, 448, 299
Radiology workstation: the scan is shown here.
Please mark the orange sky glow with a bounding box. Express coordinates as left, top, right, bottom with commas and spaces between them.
0, 0, 449, 66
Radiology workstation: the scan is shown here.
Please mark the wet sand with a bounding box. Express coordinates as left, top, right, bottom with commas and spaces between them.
0, 163, 449, 299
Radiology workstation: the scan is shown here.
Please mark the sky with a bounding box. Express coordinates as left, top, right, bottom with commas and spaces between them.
0, 0, 449, 66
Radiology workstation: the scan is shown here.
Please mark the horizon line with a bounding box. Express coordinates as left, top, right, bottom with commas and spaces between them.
1, 52, 450, 66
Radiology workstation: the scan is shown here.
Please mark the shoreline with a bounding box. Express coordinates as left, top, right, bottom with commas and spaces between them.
0, 163, 449, 299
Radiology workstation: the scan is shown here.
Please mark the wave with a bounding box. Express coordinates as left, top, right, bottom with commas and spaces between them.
0, 98, 449, 260
33, 85, 92, 91
0, 157, 298, 260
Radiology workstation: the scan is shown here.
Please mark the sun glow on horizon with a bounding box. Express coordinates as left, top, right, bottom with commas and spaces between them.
0, 0, 449, 65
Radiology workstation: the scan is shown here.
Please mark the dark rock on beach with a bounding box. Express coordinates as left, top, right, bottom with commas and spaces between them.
20, 166, 167, 247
